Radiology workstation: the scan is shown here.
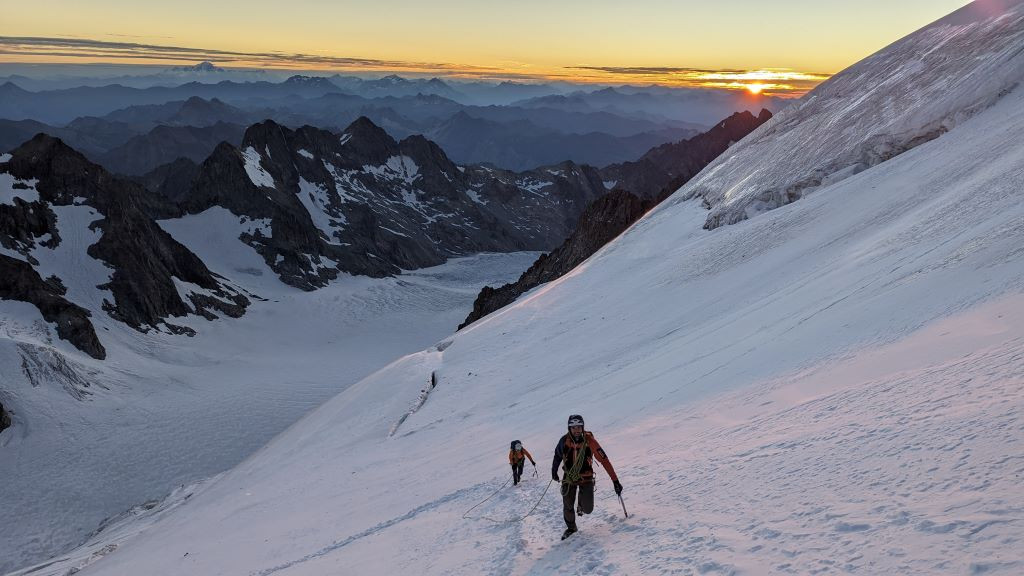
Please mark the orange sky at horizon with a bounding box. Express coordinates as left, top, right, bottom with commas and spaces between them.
0, 0, 973, 96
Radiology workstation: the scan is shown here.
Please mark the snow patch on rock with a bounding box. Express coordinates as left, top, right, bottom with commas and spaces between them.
0, 174, 39, 205
242, 147, 275, 189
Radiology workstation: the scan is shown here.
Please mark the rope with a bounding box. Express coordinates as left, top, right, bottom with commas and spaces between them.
474, 479, 554, 524
462, 470, 554, 524
462, 472, 513, 519
563, 432, 588, 484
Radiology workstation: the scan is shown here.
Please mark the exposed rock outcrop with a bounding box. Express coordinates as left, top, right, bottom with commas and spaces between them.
0, 254, 106, 359
600, 109, 774, 201
460, 190, 649, 328
460, 109, 774, 328
173, 117, 607, 290
1, 134, 250, 353
0, 400, 10, 433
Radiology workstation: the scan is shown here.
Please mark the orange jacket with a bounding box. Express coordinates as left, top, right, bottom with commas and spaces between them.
509, 447, 535, 465
552, 431, 618, 485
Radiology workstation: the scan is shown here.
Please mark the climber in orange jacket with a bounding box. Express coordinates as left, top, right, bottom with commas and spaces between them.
552, 414, 622, 540
508, 440, 536, 485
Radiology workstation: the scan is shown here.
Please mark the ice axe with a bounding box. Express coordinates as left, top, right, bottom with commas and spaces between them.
617, 493, 629, 518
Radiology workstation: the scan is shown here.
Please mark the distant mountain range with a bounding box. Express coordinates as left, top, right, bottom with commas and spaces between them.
0, 72, 789, 172
0, 91, 707, 173
1, 107, 770, 358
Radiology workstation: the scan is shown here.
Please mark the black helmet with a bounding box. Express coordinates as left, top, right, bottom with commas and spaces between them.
567, 414, 584, 428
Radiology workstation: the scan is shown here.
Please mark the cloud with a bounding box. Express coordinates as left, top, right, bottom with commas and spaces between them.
568, 66, 831, 95
0, 36, 495, 73
0, 36, 831, 94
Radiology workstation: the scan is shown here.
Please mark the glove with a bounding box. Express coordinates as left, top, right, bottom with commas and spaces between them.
613, 480, 623, 495
531, 461, 536, 467
552, 473, 560, 482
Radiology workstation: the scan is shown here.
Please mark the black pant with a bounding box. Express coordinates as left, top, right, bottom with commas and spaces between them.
512, 461, 525, 484
561, 482, 594, 529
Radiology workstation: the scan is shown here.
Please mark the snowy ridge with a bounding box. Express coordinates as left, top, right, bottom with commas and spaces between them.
678, 0, 1024, 229
55, 38, 1024, 575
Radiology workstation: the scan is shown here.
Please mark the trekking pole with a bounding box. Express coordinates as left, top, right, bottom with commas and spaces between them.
617, 493, 629, 518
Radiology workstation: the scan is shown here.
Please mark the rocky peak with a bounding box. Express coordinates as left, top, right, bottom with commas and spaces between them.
6, 133, 174, 216
283, 75, 333, 87
2, 135, 250, 354
0, 81, 28, 95
397, 134, 466, 192
377, 74, 407, 85
240, 120, 295, 183
338, 116, 399, 167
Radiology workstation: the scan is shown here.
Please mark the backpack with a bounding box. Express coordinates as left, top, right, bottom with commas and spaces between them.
510, 440, 522, 450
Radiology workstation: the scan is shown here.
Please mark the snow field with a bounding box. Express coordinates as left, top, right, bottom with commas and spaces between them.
0, 251, 540, 574
56, 69, 1024, 576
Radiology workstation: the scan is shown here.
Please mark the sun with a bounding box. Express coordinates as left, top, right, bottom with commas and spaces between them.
746, 83, 766, 95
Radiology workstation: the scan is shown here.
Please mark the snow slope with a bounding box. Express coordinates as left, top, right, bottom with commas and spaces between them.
681, 0, 1024, 229
37, 12, 1024, 575
0, 250, 539, 574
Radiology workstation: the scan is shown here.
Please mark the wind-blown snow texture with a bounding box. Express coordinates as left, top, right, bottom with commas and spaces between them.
19, 3, 1024, 575
680, 0, 1024, 229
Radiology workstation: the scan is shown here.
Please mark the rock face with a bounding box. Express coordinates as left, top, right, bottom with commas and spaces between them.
460, 189, 649, 328
170, 117, 608, 290
601, 109, 774, 201
460, 110, 774, 328
0, 400, 10, 433
0, 135, 250, 355
0, 254, 105, 359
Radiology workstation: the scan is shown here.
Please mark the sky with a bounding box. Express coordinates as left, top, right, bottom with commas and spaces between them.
0, 0, 974, 95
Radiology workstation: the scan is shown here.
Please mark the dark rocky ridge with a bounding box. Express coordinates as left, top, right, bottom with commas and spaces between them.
600, 109, 774, 201
459, 189, 649, 328
169, 117, 608, 290
460, 109, 774, 329
0, 254, 105, 359
1, 135, 250, 355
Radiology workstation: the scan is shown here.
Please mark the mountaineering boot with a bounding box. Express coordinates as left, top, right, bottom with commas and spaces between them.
561, 527, 577, 540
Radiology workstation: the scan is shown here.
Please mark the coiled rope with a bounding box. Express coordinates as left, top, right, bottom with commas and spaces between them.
562, 435, 588, 485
